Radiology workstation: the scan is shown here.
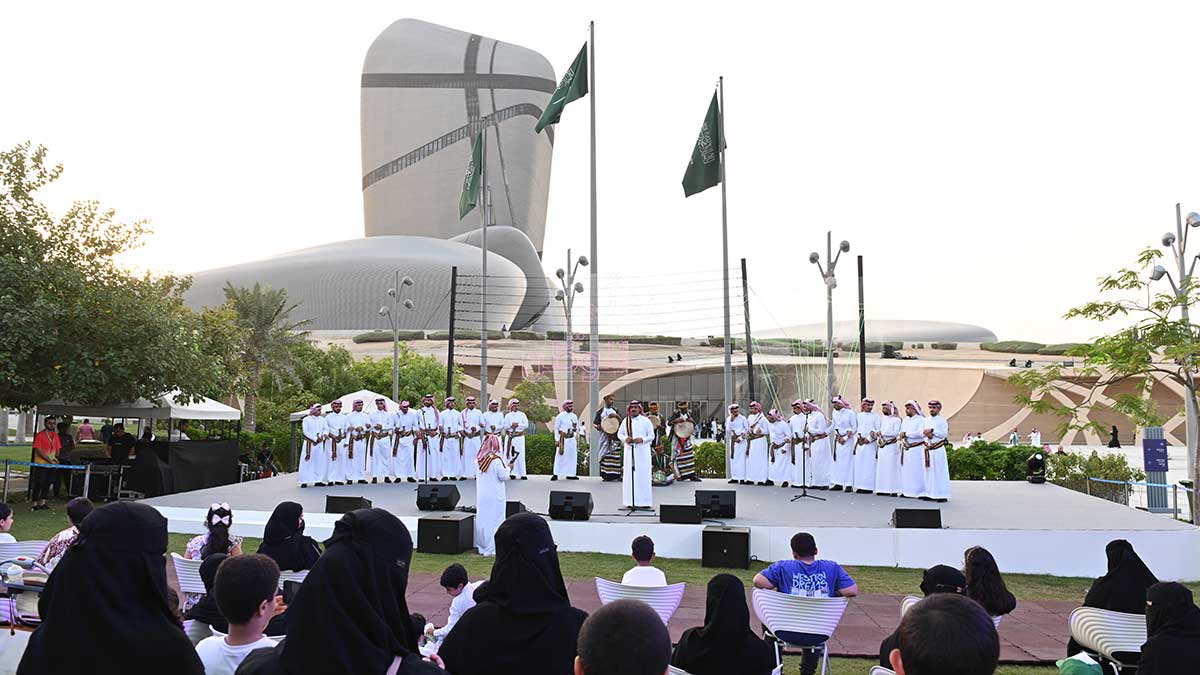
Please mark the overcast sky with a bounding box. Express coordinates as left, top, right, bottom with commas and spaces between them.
5, 1, 1200, 343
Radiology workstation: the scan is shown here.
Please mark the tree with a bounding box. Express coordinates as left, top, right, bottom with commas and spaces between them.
1009, 246, 1200, 522
512, 373, 556, 426
223, 282, 311, 431
0, 142, 244, 408
350, 347, 460, 406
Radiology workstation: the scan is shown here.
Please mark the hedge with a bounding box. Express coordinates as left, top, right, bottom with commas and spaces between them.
509, 330, 546, 341
930, 342, 957, 350
946, 441, 1145, 501
1037, 343, 1086, 356
981, 341, 1046, 354
352, 330, 426, 343
523, 433, 591, 475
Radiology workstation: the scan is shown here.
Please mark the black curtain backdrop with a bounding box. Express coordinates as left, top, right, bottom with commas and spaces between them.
168, 440, 240, 493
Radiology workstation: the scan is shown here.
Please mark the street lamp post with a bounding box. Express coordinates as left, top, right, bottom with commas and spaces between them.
810, 232, 851, 411
379, 273, 415, 403
555, 248, 589, 402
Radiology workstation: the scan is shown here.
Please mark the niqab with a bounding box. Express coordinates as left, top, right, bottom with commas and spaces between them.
1084, 540, 1158, 613
671, 574, 775, 675
256, 501, 321, 571
184, 552, 229, 631
1138, 582, 1200, 675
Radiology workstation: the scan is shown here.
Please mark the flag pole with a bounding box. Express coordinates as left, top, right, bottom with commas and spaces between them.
718, 76, 732, 479
480, 122, 489, 407
587, 19, 601, 477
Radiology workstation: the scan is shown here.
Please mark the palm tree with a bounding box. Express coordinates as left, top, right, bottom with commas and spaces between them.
223, 282, 311, 431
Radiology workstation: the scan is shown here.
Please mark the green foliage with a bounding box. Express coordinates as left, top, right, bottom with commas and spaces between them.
1047, 450, 1146, 504
239, 429, 292, 471
425, 330, 506, 340
222, 282, 311, 430
349, 347, 460, 405
509, 330, 546, 341
522, 433, 590, 475
694, 440, 728, 477
930, 342, 958, 350
550, 332, 682, 346
352, 329, 425, 343
981, 341, 1046, 354
511, 374, 555, 424
946, 442, 1038, 480
1036, 343, 1086, 355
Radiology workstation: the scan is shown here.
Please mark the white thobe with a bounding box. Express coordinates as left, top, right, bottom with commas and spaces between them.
831, 407, 857, 488
345, 411, 371, 481
744, 413, 770, 483
553, 411, 580, 478
298, 415, 327, 486
924, 414, 951, 500
726, 415, 749, 480
502, 411, 529, 477
1030, 431, 1042, 448
875, 415, 903, 494
617, 414, 654, 507
768, 420, 793, 484
807, 411, 833, 487
789, 414, 810, 486
475, 455, 509, 556
434, 580, 483, 640
393, 410, 419, 479
417, 406, 442, 480
324, 412, 349, 484
853, 411, 882, 492
461, 408, 484, 479
370, 409, 394, 480
900, 415, 928, 498
440, 409, 465, 480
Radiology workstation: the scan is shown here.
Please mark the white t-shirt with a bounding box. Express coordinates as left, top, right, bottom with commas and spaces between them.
194, 635, 277, 675
0, 534, 16, 543
621, 565, 667, 587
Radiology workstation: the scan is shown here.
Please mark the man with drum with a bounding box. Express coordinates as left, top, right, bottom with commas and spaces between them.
594, 393, 622, 481
667, 401, 700, 482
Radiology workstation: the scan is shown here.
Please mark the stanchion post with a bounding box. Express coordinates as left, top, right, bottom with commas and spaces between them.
2, 460, 8, 502
83, 464, 91, 501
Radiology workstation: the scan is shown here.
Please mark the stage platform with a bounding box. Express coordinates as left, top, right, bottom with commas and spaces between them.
142, 476, 1200, 580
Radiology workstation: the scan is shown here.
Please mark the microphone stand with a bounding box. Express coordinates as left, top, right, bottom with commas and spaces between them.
791, 433, 825, 503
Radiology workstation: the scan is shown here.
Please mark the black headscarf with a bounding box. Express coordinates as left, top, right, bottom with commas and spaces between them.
438, 513, 588, 675
184, 552, 230, 631
1138, 582, 1200, 675
672, 574, 775, 675
18, 502, 203, 675
1085, 540, 1159, 613
256, 502, 321, 572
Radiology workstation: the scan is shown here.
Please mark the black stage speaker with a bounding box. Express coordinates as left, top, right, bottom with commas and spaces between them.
548, 491, 593, 521
417, 512, 475, 554
702, 526, 750, 569
695, 490, 736, 519
326, 496, 372, 514
660, 504, 703, 524
882, 344, 897, 359
417, 484, 461, 511
506, 501, 528, 518
892, 508, 942, 529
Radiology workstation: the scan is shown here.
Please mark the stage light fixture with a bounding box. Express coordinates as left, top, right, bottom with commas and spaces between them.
1026, 452, 1046, 484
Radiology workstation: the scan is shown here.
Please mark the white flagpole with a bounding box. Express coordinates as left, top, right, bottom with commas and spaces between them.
718, 76, 732, 479
587, 20, 601, 476
480, 123, 489, 407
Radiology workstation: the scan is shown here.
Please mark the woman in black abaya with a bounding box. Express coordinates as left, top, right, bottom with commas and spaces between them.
1067, 539, 1158, 656
256, 501, 321, 571
672, 574, 775, 675
438, 512, 588, 675
17, 502, 203, 675
1138, 582, 1200, 675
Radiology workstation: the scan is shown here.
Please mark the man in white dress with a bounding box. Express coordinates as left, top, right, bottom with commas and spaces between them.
767, 408, 792, 488
725, 404, 749, 485
788, 399, 809, 487
461, 396, 484, 480
552, 400, 580, 481
616, 400, 654, 508
440, 396, 465, 481
922, 399, 951, 502
1029, 427, 1042, 449
744, 402, 770, 486
852, 398, 881, 494
473, 433, 509, 556
805, 399, 833, 489
393, 400, 419, 483
369, 397, 395, 484
345, 399, 371, 484
830, 395, 857, 492
324, 399, 349, 485
900, 400, 928, 499
875, 401, 903, 496
502, 399, 529, 479
481, 399, 505, 438
417, 394, 442, 481
298, 404, 327, 488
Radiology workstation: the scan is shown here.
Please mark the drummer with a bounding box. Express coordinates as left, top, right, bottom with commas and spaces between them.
594, 393, 622, 482
646, 401, 666, 451
667, 401, 701, 482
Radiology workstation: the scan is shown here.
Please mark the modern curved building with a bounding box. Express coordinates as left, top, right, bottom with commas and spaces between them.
755, 319, 998, 344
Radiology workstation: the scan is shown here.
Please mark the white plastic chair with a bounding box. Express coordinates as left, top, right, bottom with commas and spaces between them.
1068, 607, 1146, 673
752, 589, 848, 675
669, 664, 782, 675
278, 569, 309, 588
899, 595, 920, 617
992, 614, 1003, 629
594, 578, 686, 625
869, 668, 896, 675
184, 619, 212, 646
170, 553, 206, 596
0, 542, 48, 562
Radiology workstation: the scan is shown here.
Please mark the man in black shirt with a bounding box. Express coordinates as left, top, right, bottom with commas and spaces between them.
107, 424, 136, 463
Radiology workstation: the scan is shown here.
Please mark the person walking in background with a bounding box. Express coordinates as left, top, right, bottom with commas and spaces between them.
1109, 425, 1122, 448
31, 415, 61, 511
1028, 427, 1041, 448
1008, 427, 1019, 446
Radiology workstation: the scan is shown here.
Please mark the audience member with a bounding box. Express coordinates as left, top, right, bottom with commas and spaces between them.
888, 593, 998, 675
878, 565, 966, 667
186, 553, 232, 635
1066, 539, 1158, 656
77, 418, 95, 442
439, 512, 588, 675
963, 546, 1016, 618
0, 503, 15, 543
621, 535, 666, 587
186, 503, 243, 560
17, 502, 204, 675
36, 497, 94, 569
54, 421, 76, 498
1138, 581, 1200, 675
195, 555, 283, 675
672, 574, 775, 675
30, 415, 60, 511
107, 423, 136, 463
431, 563, 483, 642
171, 420, 192, 442
99, 420, 113, 444
256, 501, 321, 572
576, 599, 670, 675
236, 508, 444, 675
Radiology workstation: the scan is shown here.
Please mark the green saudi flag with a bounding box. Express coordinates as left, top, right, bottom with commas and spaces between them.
535, 43, 589, 133
682, 92, 723, 197
459, 131, 483, 220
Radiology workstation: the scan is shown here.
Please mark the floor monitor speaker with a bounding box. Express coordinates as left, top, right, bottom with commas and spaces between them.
702, 526, 750, 568
416, 484, 461, 511
660, 504, 703, 524
506, 501, 528, 518
695, 490, 736, 519
548, 491, 593, 521
326, 496, 372, 514
892, 508, 942, 529
417, 512, 475, 553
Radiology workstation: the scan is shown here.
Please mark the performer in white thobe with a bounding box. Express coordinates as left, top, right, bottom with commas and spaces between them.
616, 400, 654, 508
324, 399, 349, 485
875, 401, 903, 496
806, 400, 833, 488
439, 397, 465, 481
502, 399, 529, 479
923, 399, 952, 502
298, 404, 327, 487
474, 434, 509, 556
830, 396, 857, 491
552, 400, 580, 480
481, 399, 505, 439
393, 400, 419, 482
345, 399, 371, 484
900, 400, 928, 499
725, 404, 749, 484
852, 398, 881, 493
417, 394, 442, 481
369, 397, 395, 483
461, 396, 484, 480
767, 408, 792, 487
788, 399, 810, 487
744, 402, 771, 485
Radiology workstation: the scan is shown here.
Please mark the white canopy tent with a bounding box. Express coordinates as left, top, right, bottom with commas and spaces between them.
37, 389, 242, 421
289, 389, 399, 422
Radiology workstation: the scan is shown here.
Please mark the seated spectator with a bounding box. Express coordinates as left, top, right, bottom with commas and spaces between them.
0, 504, 15, 543
185, 552, 228, 634
195, 554, 282, 675
431, 563, 483, 642
256, 502, 321, 572
36, 497, 93, 569
236, 509, 444, 675
621, 535, 666, 587
1138, 581, 1200, 675
186, 503, 243, 560
439, 512, 589, 675
672, 574, 775, 675
576, 599, 670, 675
1067, 539, 1158, 657
888, 593, 998, 675
962, 546, 1016, 618
879, 565, 966, 667
17, 502, 204, 674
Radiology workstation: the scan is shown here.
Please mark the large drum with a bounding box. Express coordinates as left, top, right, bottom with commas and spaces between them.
672, 420, 695, 439
600, 415, 621, 435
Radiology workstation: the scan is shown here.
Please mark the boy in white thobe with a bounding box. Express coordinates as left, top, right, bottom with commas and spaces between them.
744, 402, 770, 485
806, 401, 833, 488
875, 401, 903, 496
461, 396, 484, 480
922, 399, 952, 502
417, 394, 442, 481
369, 397, 395, 483
324, 400, 349, 485
767, 409, 792, 487
345, 399, 371, 484
298, 404, 327, 488
440, 397, 465, 481
725, 404, 748, 484
852, 398, 881, 493
502, 400, 529, 479
393, 400, 419, 482
552, 400, 580, 480
616, 400, 654, 508
830, 396, 857, 491
900, 400, 928, 498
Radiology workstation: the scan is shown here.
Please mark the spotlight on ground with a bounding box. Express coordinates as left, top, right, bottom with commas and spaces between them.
1026, 453, 1046, 484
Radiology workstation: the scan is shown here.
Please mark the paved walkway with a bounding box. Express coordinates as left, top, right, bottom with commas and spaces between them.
404, 572, 1071, 665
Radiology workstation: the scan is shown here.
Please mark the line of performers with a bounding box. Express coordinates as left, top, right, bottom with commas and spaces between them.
725, 397, 951, 502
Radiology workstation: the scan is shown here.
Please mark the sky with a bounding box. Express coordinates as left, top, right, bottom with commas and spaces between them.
5, 1, 1200, 343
